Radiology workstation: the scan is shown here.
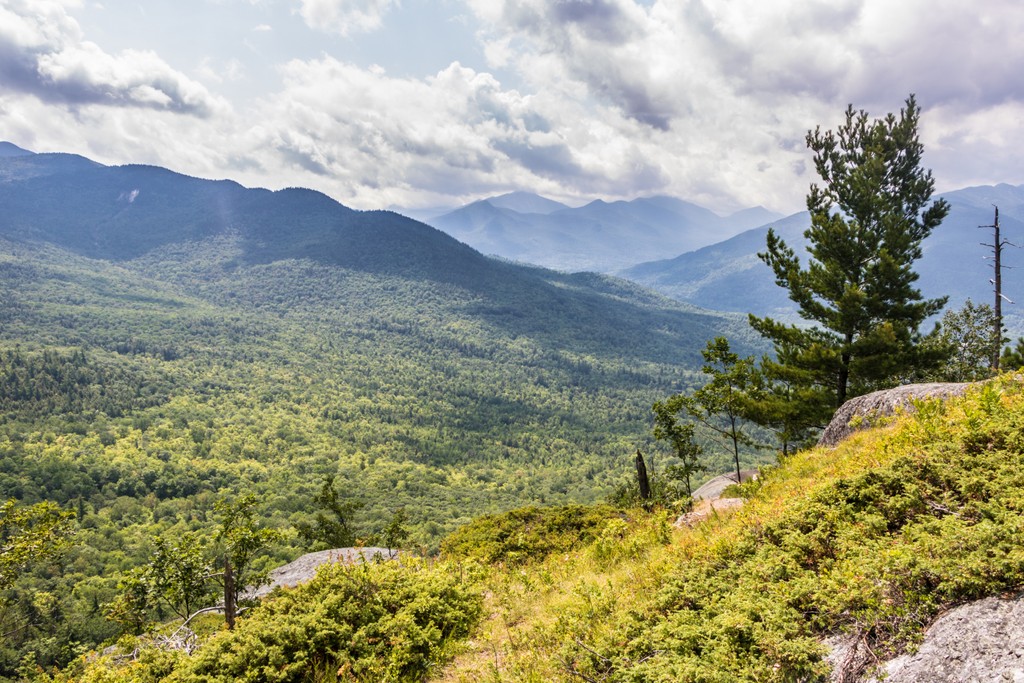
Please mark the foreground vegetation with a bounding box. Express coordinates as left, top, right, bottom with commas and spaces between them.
434, 375, 1024, 682
29, 374, 1024, 682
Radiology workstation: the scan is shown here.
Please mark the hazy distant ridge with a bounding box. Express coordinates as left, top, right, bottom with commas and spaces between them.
425, 191, 781, 272
619, 184, 1024, 332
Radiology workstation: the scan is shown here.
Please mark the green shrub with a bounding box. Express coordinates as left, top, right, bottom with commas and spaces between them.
171, 558, 480, 683
440, 504, 620, 565
555, 377, 1024, 681
49, 558, 480, 683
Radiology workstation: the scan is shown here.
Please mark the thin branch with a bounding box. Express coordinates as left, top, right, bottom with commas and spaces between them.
180, 604, 226, 629
574, 639, 612, 664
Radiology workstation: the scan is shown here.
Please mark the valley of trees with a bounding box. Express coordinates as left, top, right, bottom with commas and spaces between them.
0, 158, 766, 677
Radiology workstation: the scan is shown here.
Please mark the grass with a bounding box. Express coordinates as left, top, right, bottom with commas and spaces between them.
433, 376, 1024, 682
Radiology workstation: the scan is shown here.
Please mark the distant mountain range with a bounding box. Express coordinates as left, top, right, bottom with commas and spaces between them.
422, 192, 781, 272
9, 140, 1017, 339
619, 184, 1024, 332
0, 144, 755, 366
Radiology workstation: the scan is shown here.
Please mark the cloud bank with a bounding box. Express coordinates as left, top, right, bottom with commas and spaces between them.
1, 0, 1023, 213
0, 0, 221, 115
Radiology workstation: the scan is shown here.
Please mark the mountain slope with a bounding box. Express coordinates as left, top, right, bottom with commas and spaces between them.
620, 210, 809, 316
59, 375, 1024, 682
620, 185, 1024, 330
0, 147, 762, 558
431, 376, 1024, 682
428, 193, 782, 272
0, 158, 489, 281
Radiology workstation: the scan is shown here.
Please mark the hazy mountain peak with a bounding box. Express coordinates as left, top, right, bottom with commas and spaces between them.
940, 183, 1024, 212
486, 191, 570, 215
722, 205, 785, 229
633, 195, 711, 211
428, 192, 786, 272
0, 141, 33, 157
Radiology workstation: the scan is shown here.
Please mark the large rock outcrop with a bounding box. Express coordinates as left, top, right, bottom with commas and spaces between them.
818, 382, 973, 447
248, 547, 399, 599
829, 594, 1024, 682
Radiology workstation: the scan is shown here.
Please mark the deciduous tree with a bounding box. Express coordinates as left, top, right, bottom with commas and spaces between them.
295, 475, 363, 550
146, 533, 215, 622
652, 403, 704, 497
0, 500, 75, 591
658, 337, 758, 483
215, 493, 282, 625
919, 299, 999, 382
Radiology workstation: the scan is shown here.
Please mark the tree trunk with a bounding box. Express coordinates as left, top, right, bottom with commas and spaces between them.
838, 334, 854, 406
730, 416, 741, 482
635, 450, 651, 500
223, 555, 235, 630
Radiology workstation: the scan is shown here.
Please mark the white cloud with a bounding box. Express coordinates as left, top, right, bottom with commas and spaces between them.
457, 0, 1024, 210
3, 0, 1024, 216
923, 99, 1024, 193
296, 0, 398, 36
244, 58, 595, 207
0, 0, 223, 115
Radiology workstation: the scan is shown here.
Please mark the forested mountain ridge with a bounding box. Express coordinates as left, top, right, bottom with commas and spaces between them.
0, 154, 484, 279
0, 146, 765, 676
0, 149, 756, 363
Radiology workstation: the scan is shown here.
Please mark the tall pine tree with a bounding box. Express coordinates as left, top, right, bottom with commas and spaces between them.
750, 95, 949, 425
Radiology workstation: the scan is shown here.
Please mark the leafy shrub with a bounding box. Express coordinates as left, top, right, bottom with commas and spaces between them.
49, 558, 480, 683
440, 504, 620, 565
173, 558, 480, 683
552, 377, 1024, 682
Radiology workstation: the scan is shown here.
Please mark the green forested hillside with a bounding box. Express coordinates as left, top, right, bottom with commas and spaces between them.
427, 376, 1024, 682
0, 153, 764, 677
40, 365, 1024, 682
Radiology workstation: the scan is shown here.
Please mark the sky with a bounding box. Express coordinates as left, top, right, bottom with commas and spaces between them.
1, 0, 1022, 215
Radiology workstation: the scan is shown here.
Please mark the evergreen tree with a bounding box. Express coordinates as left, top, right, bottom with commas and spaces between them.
750, 94, 949, 418
744, 350, 823, 456
1000, 337, 1024, 370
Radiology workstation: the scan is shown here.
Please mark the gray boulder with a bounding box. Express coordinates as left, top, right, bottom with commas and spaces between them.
829, 594, 1024, 682
248, 547, 399, 599
818, 383, 973, 447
